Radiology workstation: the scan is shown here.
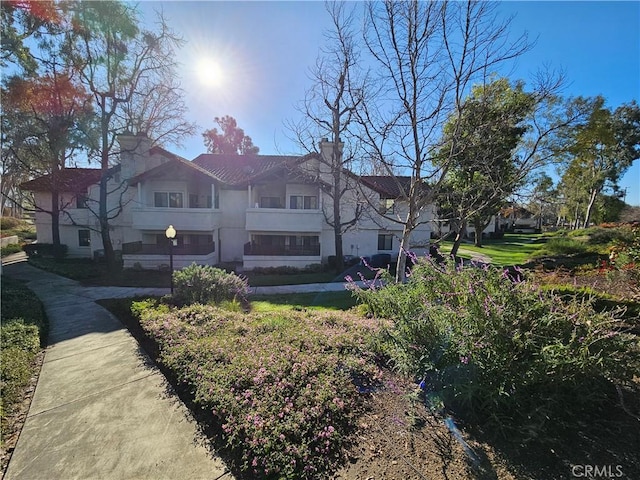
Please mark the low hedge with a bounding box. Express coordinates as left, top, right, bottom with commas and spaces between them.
0, 277, 47, 446
23, 243, 67, 258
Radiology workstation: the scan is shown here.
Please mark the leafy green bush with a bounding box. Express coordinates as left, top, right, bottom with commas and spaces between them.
0, 217, 21, 230
23, 243, 68, 258
172, 263, 249, 306
585, 226, 635, 246
134, 302, 381, 479
1, 321, 40, 353
1, 277, 47, 445
1, 243, 22, 257
352, 261, 640, 439
533, 236, 588, 256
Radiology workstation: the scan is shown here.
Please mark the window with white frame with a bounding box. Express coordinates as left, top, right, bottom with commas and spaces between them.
154, 192, 183, 208
78, 229, 90, 247
378, 198, 395, 214
289, 195, 318, 209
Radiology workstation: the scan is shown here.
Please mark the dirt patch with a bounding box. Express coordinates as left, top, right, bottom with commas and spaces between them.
333, 372, 517, 480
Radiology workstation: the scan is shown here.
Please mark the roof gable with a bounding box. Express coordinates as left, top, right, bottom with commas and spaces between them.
359, 176, 412, 198
128, 148, 217, 185
20, 168, 105, 192
192, 152, 321, 185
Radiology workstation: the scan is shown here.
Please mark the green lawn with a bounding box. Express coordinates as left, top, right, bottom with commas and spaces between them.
249, 290, 358, 312
439, 233, 546, 266
242, 271, 341, 286
27, 258, 344, 287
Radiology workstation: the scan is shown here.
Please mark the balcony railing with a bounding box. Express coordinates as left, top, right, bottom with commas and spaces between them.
243, 242, 320, 257
131, 207, 221, 231
245, 208, 323, 232
122, 241, 215, 256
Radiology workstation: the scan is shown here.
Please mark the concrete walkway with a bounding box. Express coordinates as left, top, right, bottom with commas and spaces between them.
2, 260, 234, 480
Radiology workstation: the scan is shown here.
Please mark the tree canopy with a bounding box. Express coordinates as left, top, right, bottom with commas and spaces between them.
436, 78, 537, 253
203, 116, 259, 155
558, 97, 640, 227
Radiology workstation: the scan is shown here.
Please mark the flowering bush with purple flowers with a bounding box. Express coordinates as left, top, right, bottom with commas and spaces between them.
352, 260, 640, 438
133, 301, 381, 478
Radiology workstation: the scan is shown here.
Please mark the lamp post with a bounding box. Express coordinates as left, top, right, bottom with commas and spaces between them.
165, 225, 176, 294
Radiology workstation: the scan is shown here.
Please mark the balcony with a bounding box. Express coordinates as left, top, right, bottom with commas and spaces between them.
131, 207, 221, 231
122, 241, 216, 270
245, 208, 323, 232
123, 241, 215, 256
243, 242, 320, 257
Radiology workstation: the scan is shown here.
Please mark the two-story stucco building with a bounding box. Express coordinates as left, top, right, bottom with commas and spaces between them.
21, 135, 432, 270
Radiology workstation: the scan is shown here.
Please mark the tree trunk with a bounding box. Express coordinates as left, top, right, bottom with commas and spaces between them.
449, 223, 466, 259
99, 167, 117, 270
333, 169, 345, 273
583, 188, 598, 228
473, 218, 484, 247
51, 189, 62, 257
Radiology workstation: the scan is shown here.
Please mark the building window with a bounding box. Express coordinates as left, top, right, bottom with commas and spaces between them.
78, 229, 90, 247
189, 194, 199, 208
154, 192, 183, 208
260, 196, 282, 208
378, 198, 395, 214
290, 195, 318, 210
378, 233, 393, 251
76, 193, 89, 209
287, 235, 319, 247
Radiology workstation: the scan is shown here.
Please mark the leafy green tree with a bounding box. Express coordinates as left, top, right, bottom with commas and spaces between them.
527, 172, 559, 229
1, 0, 63, 75
202, 115, 259, 155
436, 78, 536, 255
354, 1, 533, 281
558, 97, 640, 228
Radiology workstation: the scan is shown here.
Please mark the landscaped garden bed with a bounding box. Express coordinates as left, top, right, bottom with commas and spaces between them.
101, 240, 639, 479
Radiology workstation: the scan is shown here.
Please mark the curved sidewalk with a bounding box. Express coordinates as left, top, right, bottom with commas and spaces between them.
2, 260, 234, 480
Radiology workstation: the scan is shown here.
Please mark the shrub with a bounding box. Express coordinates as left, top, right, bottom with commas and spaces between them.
351, 261, 640, 440
0, 277, 47, 445
133, 302, 381, 479
1, 244, 22, 257
0, 217, 21, 230
586, 226, 635, 246
172, 263, 249, 306
533, 236, 588, 256
23, 243, 68, 258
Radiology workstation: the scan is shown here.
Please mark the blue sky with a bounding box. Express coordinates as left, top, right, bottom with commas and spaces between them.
138, 1, 639, 205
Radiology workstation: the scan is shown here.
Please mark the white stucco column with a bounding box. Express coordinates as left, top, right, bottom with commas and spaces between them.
248, 184, 252, 207
137, 183, 142, 206
211, 182, 216, 209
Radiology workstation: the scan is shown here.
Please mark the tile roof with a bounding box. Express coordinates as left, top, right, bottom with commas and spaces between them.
359, 176, 412, 198
192, 153, 314, 185
20, 168, 104, 192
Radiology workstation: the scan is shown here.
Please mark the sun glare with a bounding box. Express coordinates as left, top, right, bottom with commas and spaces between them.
197, 58, 224, 88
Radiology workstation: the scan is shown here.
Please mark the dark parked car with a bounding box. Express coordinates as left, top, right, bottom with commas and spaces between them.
362, 253, 391, 268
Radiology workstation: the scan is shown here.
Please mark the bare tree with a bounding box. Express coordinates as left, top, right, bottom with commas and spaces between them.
287, 2, 367, 272
354, 1, 531, 281
68, 1, 192, 269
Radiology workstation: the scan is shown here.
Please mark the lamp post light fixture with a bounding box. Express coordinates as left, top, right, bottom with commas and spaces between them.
165, 225, 176, 294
